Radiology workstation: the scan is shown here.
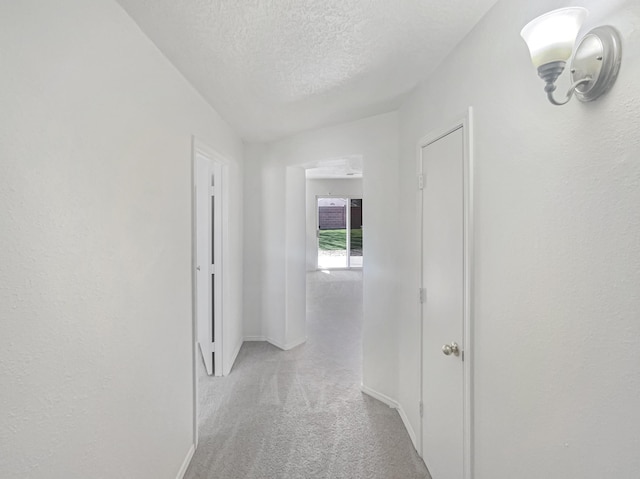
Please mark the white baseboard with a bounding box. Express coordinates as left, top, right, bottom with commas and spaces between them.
360, 384, 399, 409
224, 338, 243, 375
243, 335, 266, 341
277, 336, 307, 351
245, 335, 307, 351
176, 443, 195, 479
361, 386, 419, 453
397, 403, 418, 451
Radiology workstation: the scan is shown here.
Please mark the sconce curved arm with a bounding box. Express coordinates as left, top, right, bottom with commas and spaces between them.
545, 77, 592, 106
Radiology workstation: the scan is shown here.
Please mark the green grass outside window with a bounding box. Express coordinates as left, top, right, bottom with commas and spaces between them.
318, 229, 362, 251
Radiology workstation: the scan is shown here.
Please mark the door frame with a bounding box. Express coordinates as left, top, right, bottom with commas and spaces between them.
191, 137, 230, 447
417, 107, 474, 479
315, 195, 363, 269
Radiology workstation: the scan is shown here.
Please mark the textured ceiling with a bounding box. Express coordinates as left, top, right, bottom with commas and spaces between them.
117, 0, 499, 141
305, 156, 363, 179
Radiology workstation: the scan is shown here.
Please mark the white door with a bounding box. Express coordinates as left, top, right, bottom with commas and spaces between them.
210, 163, 223, 376
421, 126, 466, 479
195, 156, 223, 376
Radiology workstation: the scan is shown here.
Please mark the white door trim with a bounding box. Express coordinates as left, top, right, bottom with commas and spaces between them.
190, 140, 198, 449
417, 107, 474, 479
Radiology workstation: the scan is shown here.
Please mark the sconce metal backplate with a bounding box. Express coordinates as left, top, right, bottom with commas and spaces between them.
570, 26, 622, 102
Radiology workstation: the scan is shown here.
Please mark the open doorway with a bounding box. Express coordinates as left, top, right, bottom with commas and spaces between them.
302, 162, 365, 423
303, 167, 365, 426
317, 196, 363, 269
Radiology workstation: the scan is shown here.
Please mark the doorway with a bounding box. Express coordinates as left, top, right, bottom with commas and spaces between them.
419, 111, 473, 479
317, 196, 363, 269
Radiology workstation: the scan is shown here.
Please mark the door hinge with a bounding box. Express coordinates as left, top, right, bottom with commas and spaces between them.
419, 401, 424, 418
418, 174, 425, 190
209, 186, 216, 196
210, 263, 216, 274
211, 341, 216, 352
419, 288, 427, 304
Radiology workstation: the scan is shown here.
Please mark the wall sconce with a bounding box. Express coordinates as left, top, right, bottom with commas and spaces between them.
521, 7, 622, 105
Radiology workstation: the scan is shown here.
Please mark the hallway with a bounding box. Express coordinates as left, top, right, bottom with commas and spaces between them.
186, 271, 429, 478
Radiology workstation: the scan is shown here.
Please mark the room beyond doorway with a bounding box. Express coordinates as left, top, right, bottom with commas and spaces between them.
317, 197, 363, 269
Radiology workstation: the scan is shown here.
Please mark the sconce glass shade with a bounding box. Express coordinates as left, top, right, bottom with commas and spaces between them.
520, 7, 588, 68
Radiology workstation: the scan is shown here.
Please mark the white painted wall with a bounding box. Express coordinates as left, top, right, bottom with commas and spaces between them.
221, 156, 245, 375
242, 143, 266, 340
285, 167, 308, 347
0, 1, 243, 478
305, 178, 364, 271
396, 0, 640, 477
243, 113, 399, 398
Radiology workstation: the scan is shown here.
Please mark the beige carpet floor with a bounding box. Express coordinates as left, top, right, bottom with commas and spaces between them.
184, 270, 430, 479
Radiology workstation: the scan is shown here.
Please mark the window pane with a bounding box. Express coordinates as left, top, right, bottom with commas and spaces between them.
349, 199, 363, 268
317, 198, 347, 269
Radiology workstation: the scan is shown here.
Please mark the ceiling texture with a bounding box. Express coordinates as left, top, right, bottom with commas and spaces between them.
305, 156, 363, 179
117, 0, 499, 142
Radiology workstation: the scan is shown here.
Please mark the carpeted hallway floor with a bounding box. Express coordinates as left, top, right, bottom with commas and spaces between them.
184, 270, 430, 479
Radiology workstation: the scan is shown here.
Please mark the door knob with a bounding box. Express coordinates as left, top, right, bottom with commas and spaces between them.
196, 266, 201, 271
442, 342, 460, 356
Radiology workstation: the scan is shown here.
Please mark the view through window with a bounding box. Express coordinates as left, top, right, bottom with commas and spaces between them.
317, 197, 363, 269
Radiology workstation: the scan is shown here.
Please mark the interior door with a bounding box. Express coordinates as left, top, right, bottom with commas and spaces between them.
210, 163, 223, 376
421, 127, 465, 479
195, 157, 223, 376
195, 155, 213, 375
